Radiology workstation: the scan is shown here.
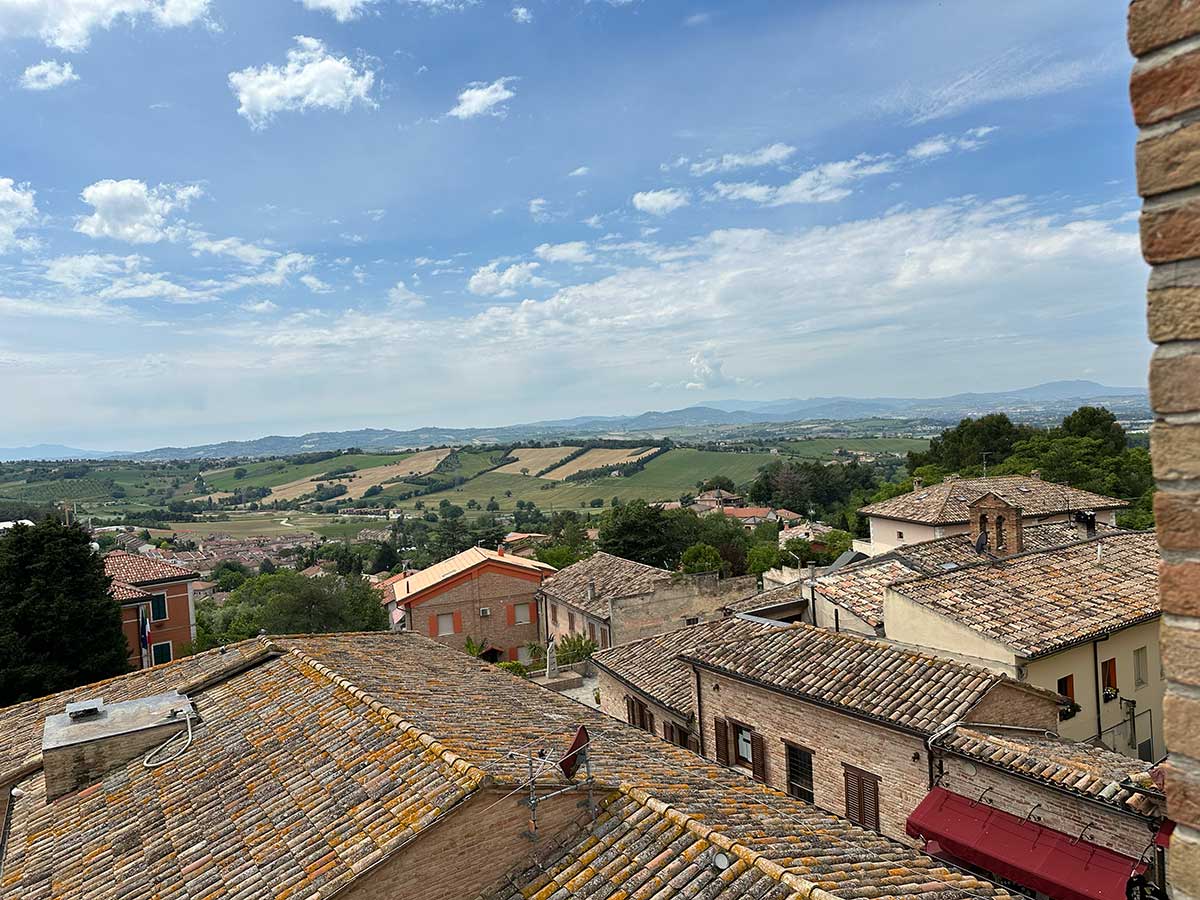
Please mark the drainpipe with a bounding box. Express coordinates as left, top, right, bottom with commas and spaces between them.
694, 666, 706, 757
834, 608, 840, 633
1093, 639, 1103, 740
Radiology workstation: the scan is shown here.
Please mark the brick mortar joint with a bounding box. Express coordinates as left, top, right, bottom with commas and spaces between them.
1133, 31, 1200, 72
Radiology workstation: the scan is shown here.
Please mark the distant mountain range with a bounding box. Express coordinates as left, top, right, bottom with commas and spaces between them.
0, 380, 1149, 462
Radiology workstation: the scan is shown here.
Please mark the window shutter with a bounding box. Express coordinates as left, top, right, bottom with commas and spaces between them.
714, 717, 730, 766
862, 774, 880, 832
428, 614, 438, 637
663, 721, 672, 741
506, 604, 516, 626
845, 768, 862, 825
626, 696, 636, 725
530, 602, 538, 624
686, 733, 700, 754
508, 647, 518, 661
453, 610, 463, 634
750, 731, 767, 783
648, 712, 655, 735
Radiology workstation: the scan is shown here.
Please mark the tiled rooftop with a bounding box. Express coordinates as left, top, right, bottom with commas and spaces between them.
681, 623, 1024, 734
0, 632, 1014, 900
391, 546, 554, 605
889, 531, 1160, 658
591, 615, 779, 716
935, 725, 1165, 818
540, 551, 672, 617
721, 578, 805, 614
103, 550, 197, 585
858, 475, 1126, 525
108, 580, 153, 603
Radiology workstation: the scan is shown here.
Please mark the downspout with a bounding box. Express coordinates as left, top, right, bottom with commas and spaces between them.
694, 666, 706, 757
834, 608, 840, 633
1093, 639, 1103, 740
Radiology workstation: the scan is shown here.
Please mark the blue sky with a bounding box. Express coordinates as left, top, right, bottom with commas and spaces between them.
0, 0, 1146, 450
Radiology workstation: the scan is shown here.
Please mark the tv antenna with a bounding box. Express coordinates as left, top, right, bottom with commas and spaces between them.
520, 725, 596, 841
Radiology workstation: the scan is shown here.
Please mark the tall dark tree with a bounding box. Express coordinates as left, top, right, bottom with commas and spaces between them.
907, 414, 1036, 473
0, 521, 129, 705
1060, 406, 1127, 457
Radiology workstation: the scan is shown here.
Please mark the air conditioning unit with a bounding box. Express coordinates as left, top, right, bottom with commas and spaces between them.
479, 607, 491, 618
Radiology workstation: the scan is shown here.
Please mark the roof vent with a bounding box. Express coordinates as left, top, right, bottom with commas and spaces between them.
42, 691, 194, 803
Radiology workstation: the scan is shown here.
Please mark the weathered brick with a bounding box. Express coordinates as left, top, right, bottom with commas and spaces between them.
1157, 491, 1200, 551
1132, 48, 1200, 126
1169, 823, 1200, 898
1149, 286, 1200, 341
1162, 561, 1200, 616
1139, 120, 1200, 196
1141, 199, 1200, 263
1167, 761, 1200, 829
1166, 689, 1200, 759
1151, 351, 1200, 412
1152, 422, 1200, 480
1163, 622, 1200, 686
1129, 0, 1200, 56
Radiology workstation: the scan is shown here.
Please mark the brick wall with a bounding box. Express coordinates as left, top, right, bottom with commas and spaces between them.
608, 573, 758, 643
406, 570, 540, 659
693, 670, 929, 844
341, 788, 589, 900
1130, 3, 1200, 895
595, 668, 693, 744
963, 682, 1062, 732
936, 752, 1158, 861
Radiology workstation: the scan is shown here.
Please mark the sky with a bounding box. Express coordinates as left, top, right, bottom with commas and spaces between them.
0, 0, 1148, 450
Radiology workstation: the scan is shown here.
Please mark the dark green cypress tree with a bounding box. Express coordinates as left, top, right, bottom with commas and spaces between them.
0, 520, 129, 706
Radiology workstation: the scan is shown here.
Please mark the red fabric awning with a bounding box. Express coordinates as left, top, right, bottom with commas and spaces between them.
907, 787, 1143, 900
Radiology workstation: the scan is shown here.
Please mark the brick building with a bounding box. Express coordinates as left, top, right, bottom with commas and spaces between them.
858, 473, 1127, 555
103, 550, 199, 669
1130, 4, 1200, 895
539, 551, 757, 648
0, 631, 1024, 900
383, 546, 554, 662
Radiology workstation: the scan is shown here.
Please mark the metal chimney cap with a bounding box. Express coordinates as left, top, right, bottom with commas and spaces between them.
65, 699, 106, 720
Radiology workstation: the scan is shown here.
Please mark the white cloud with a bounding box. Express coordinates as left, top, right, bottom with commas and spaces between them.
632, 188, 689, 217
42, 253, 141, 290
685, 347, 741, 391
299, 0, 376, 22
75, 179, 200, 244
467, 260, 545, 296
19, 60, 79, 90
568, 166, 590, 177
190, 235, 276, 266
388, 279, 425, 307
907, 126, 997, 160
365, 208, 386, 221
228, 36, 376, 130
0, 178, 38, 254
529, 197, 549, 222
510, 6, 532, 23
42, 252, 212, 303
684, 12, 711, 26
448, 76, 516, 119
688, 142, 795, 176
233, 252, 313, 287
300, 273, 334, 293
0, 0, 210, 52
535, 241, 594, 264
242, 299, 278, 314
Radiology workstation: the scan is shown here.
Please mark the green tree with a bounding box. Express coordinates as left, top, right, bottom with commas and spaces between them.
681, 543, 723, 574
908, 413, 1036, 473
259, 557, 277, 575
1061, 406, 1126, 457
0, 521, 129, 705
233, 467, 248, 480
698, 475, 736, 493
747, 543, 780, 576
369, 541, 398, 574
195, 571, 386, 650
598, 499, 694, 568
213, 560, 251, 592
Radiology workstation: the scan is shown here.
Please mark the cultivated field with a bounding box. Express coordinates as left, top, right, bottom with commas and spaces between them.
541, 447, 658, 480
267, 448, 452, 501
494, 446, 580, 476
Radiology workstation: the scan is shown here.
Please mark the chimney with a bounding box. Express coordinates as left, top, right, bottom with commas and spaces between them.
1075, 510, 1097, 539
1030, 469, 1041, 480
586, 579, 596, 605
912, 476, 923, 490
42, 693, 194, 802
497, 543, 505, 557
943, 474, 958, 483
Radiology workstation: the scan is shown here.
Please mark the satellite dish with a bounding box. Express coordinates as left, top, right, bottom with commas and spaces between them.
559, 725, 589, 780
974, 531, 988, 554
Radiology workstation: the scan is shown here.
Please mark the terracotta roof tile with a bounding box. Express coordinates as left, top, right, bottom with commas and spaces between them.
102, 550, 197, 585
392, 546, 554, 605
681, 623, 1014, 734
859, 475, 1126, 526
890, 532, 1160, 658
592, 616, 780, 715
541, 551, 672, 617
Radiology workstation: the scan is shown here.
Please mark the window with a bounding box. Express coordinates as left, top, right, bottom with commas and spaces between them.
588, 621, 597, 643
896, 530, 904, 540
150, 641, 172, 666
513, 603, 531, 625
734, 723, 754, 767
684, 616, 700, 627
600, 627, 610, 649
1057, 674, 1077, 720
149, 592, 168, 622
1102, 657, 1118, 701
437, 613, 456, 636
568, 611, 576, 632
663, 721, 691, 749
1134, 646, 1149, 688
843, 765, 881, 832
550, 603, 558, 626
785, 743, 814, 803
714, 717, 766, 783
995, 515, 1006, 550
625, 696, 654, 734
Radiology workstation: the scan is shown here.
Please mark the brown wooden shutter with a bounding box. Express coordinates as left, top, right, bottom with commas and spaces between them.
844, 766, 880, 832
648, 712, 655, 735
750, 731, 767, 783
714, 717, 730, 765
625, 696, 636, 725
862, 773, 880, 832
663, 721, 672, 742
686, 733, 700, 754
844, 767, 862, 825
